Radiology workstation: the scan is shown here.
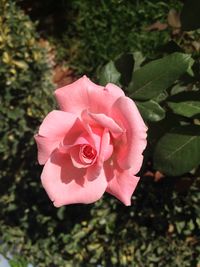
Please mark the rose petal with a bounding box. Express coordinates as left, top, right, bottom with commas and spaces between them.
38, 110, 77, 138
105, 83, 125, 99
111, 96, 147, 173
86, 129, 113, 181
41, 150, 107, 207
70, 145, 96, 169
55, 76, 125, 115
105, 161, 140, 206
55, 76, 96, 114
82, 109, 124, 138
98, 130, 113, 163
35, 110, 78, 164
34, 134, 59, 165
62, 121, 102, 155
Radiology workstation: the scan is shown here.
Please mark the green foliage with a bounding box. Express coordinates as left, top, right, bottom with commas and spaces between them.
60, 177, 200, 267
167, 91, 200, 118
49, 0, 182, 75
154, 126, 200, 176
99, 61, 121, 86
0, 0, 54, 156
0, 177, 200, 267
135, 100, 166, 122
0, 0, 54, 263
0, 0, 54, 221
9, 257, 29, 267
79, 0, 182, 74
128, 53, 194, 100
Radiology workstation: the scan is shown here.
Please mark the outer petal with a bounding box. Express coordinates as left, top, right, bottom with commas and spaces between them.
34, 135, 59, 165
104, 161, 140, 206
35, 110, 78, 164
41, 150, 107, 207
105, 83, 125, 99
111, 96, 147, 173
38, 110, 77, 138
55, 76, 125, 115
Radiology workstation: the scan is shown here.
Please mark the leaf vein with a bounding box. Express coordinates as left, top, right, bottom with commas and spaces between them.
165, 136, 197, 160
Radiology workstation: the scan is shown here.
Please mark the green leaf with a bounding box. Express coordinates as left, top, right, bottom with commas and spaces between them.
128, 53, 194, 100
57, 206, 66, 220
175, 221, 185, 234
9, 258, 28, 267
13, 60, 28, 70
154, 125, 200, 176
168, 101, 200, 118
170, 84, 187, 96
136, 100, 165, 122
99, 61, 121, 86
153, 90, 168, 103
167, 91, 200, 118
180, 0, 200, 31
133, 51, 145, 71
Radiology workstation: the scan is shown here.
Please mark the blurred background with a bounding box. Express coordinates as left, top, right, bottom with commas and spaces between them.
0, 0, 200, 266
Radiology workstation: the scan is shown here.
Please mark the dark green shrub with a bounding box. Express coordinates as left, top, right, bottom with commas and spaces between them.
17, 0, 183, 76
0, 0, 54, 258
1, 176, 200, 267
0, 0, 54, 157
60, 0, 182, 75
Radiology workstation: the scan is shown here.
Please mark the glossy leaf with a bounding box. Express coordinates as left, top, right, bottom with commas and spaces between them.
133, 51, 145, 71
153, 90, 168, 103
167, 91, 200, 118
99, 61, 121, 86
168, 101, 200, 118
128, 53, 194, 100
154, 126, 200, 176
170, 84, 187, 95
136, 100, 165, 122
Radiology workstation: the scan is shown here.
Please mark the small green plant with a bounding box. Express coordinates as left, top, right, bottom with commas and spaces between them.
9, 257, 29, 267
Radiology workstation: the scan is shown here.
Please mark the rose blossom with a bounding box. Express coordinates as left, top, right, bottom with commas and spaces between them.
35, 76, 147, 207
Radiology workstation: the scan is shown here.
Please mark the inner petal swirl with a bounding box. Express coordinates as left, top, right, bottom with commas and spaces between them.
70, 144, 97, 168
80, 145, 97, 163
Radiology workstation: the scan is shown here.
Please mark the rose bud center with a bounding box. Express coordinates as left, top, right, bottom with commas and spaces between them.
81, 145, 96, 160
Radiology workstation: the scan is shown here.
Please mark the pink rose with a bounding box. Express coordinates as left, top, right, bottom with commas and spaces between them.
35, 76, 147, 207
